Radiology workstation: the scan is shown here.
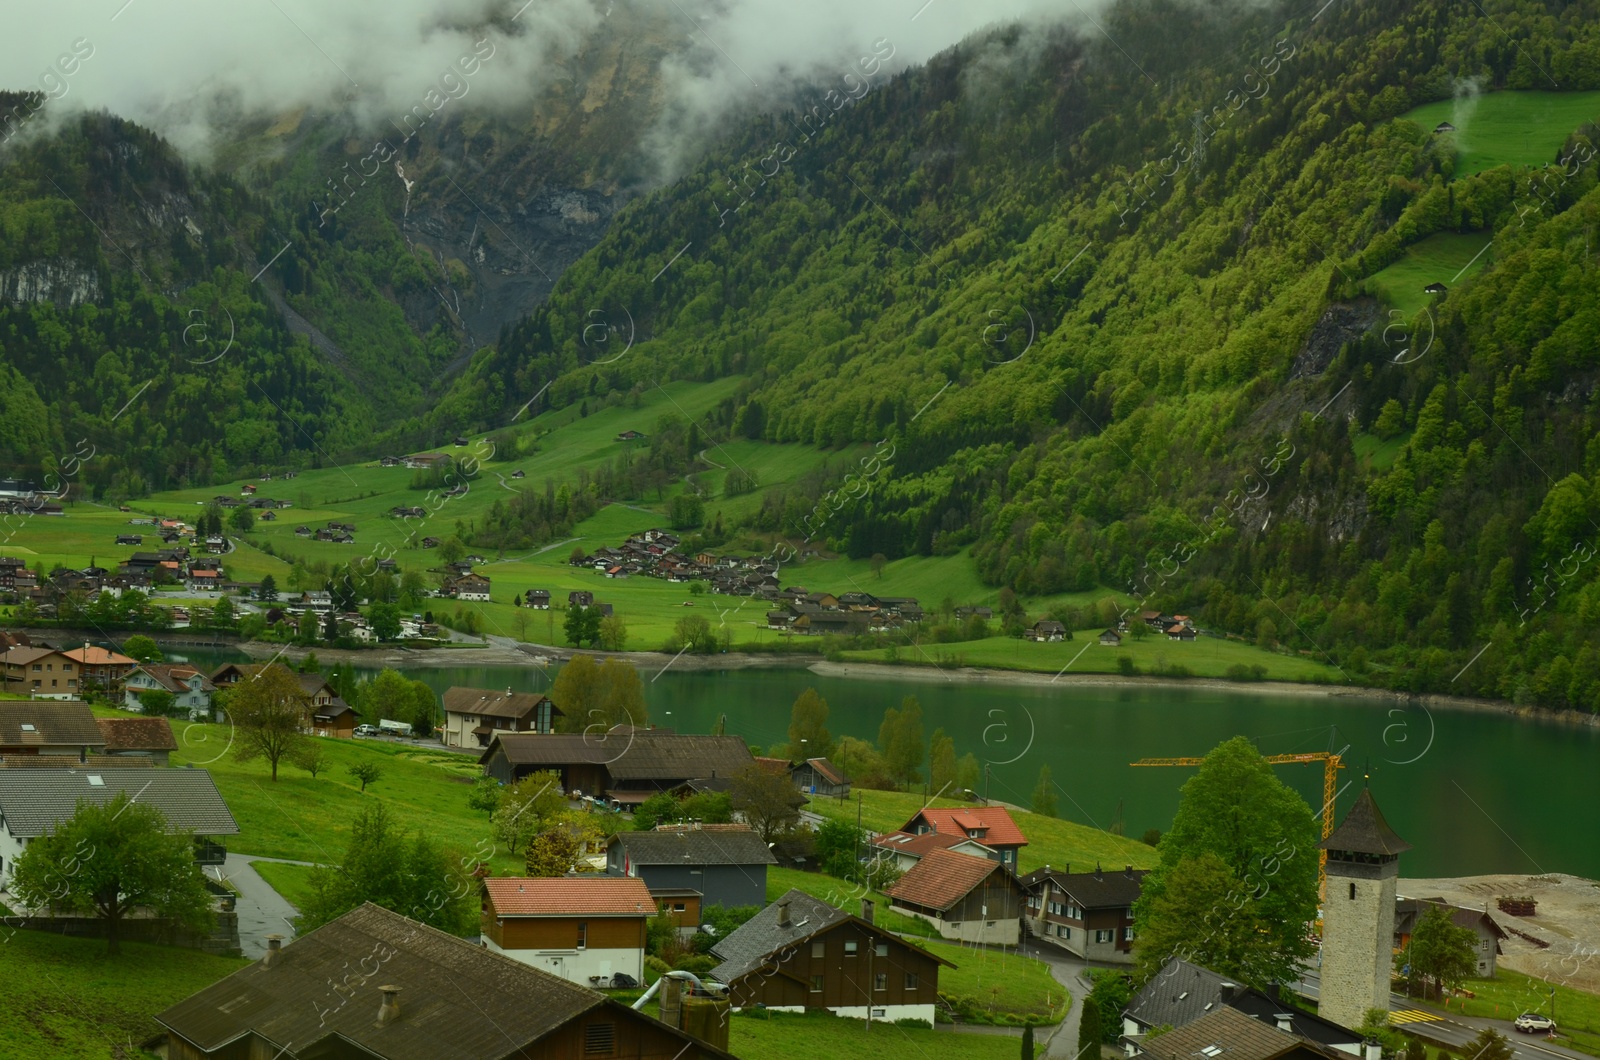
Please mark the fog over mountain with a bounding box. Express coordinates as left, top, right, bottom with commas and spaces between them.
3, 0, 1079, 174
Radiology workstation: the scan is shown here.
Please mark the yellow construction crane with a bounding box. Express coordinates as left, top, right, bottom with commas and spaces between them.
1131, 752, 1343, 899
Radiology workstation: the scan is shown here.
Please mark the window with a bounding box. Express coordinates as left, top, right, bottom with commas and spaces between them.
1123, 927, 1135, 941
1056, 925, 1070, 939
871, 1008, 886, 1019
63, 663, 73, 671
576, 922, 587, 949
844, 940, 858, 956
1349, 882, 1356, 901
810, 975, 824, 992
905, 973, 919, 990
31, 663, 40, 671
1065, 904, 1082, 919
875, 942, 889, 957
874, 972, 887, 991
812, 941, 826, 958
673, 903, 686, 912
583, 1021, 616, 1056
1095, 929, 1114, 944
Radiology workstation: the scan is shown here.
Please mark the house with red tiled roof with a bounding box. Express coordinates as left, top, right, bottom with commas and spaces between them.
62, 645, 137, 690
886, 847, 1025, 945
480, 876, 654, 987
897, 805, 1028, 868
871, 829, 997, 873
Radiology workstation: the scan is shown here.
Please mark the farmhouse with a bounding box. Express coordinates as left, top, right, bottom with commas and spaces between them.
709, 890, 952, 1023
0, 701, 106, 757
1030, 620, 1066, 642
871, 829, 996, 873
443, 572, 491, 601
885, 847, 1025, 945
440, 687, 559, 748
0, 646, 86, 697
1393, 897, 1506, 977
790, 757, 849, 797
1099, 628, 1123, 646
525, 589, 551, 609
898, 804, 1028, 868
403, 452, 451, 469
607, 825, 776, 911
152, 903, 735, 1060
96, 716, 179, 765
479, 731, 755, 804
480, 876, 653, 987
0, 767, 238, 886
1019, 863, 1147, 962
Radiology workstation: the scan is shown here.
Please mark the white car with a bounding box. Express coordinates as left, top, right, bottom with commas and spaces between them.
1514, 1013, 1557, 1034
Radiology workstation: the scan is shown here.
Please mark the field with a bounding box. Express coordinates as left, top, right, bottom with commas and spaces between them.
730, 1010, 1042, 1060
1399, 90, 1600, 177
805, 789, 1160, 876
0, 926, 248, 1060
918, 937, 1069, 1022
250, 860, 319, 911
1352, 431, 1411, 472
1365, 231, 1494, 318
1449, 971, 1600, 1058
840, 630, 1345, 684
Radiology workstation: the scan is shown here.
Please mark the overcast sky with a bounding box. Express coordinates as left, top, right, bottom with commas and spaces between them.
2, 0, 1081, 163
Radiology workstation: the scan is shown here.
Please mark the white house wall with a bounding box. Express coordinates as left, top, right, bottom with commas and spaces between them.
480, 939, 642, 986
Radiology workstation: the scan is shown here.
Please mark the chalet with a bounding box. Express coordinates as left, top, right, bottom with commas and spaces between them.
187, 568, 222, 592
510, 469, 526, 479
608, 826, 776, 910
1424, 281, 1448, 294
404, 452, 451, 469
0, 701, 106, 756
0, 646, 85, 698
389, 505, 425, 518
479, 731, 756, 805
1165, 623, 1197, 641
441, 687, 559, 749
1394, 897, 1506, 977
876, 597, 922, 621
526, 590, 551, 609
208, 664, 356, 737
1433, 120, 1456, 133
152, 903, 736, 1060
294, 525, 312, 537
1123, 958, 1364, 1056
443, 573, 492, 602
380, 455, 401, 467
886, 848, 1025, 945
116, 534, 143, 545
790, 757, 850, 797
898, 805, 1028, 868
766, 610, 795, 631
838, 592, 878, 611
376, 558, 398, 573
421, 536, 440, 548
1030, 620, 1066, 642
241, 484, 257, 495
0, 767, 237, 887
710, 890, 953, 1023
1139, 1006, 1353, 1060
1099, 628, 1123, 646
955, 605, 994, 620
480, 876, 653, 987
1020, 864, 1147, 963
297, 591, 334, 611
871, 829, 996, 873
568, 590, 595, 608
0, 556, 29, 590
259, 510, 276, 521
96, 716, 179, 765
124, 663, 217, 721
616, 430, 646, 441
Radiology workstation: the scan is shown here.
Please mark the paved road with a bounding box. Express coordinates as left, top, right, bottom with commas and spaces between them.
215, 853, 313, 959
1295, 969, 1589, 1060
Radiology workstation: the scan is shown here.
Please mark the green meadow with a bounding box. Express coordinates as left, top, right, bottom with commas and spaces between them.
1399, 89, 1600, 176
1365, 230, 1494, 318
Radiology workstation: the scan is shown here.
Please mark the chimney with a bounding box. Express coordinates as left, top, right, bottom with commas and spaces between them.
377, 986, 402, 1026
1125, 864, 1134, 878
1364, 1043, 1382, 1060
1267, 982, 1281, 1002
1094, 864, 1103, 881
1219, 983, 1237, 1003
1275, 1014, 1295, 1032
777, 900, 791, 928
861, 898, 875, 925
261, 935, 284, 967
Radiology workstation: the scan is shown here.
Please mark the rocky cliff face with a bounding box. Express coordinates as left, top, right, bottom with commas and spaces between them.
0, 260, 100, 305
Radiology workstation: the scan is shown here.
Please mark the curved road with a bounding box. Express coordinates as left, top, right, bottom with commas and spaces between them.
213, 853, 314, 958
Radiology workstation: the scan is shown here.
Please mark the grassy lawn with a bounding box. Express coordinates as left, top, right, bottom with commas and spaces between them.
1398, 90, 1600, 176
250, 860, 319, 912
765, 866, 937, 938
913, 937, 1069, 1022
730, 1010, 1041, 1059
1443, 971, 1600, 1058
840, 631, 1343, 684
1365, 231, 1494, 318
805, 789, 1158, 876
0, 927, 247, 1059
1352, 431, 1411, 472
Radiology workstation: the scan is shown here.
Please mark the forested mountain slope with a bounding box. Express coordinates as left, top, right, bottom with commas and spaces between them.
464, 0, 1600, 707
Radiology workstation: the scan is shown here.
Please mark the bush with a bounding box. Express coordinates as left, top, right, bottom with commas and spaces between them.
671, 954, 716, 978
644, 955, 671, 975
1117, 656, 1138, 676
1225, 663, 1269, 681
894, 1017, 934, 1029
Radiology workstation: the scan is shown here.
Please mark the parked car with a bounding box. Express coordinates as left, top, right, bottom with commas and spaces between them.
1515, 1013, 1557, 1033
353, 724, 380, 737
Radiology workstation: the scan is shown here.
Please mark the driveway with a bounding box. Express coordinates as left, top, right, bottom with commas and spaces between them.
214, 853, 314, 958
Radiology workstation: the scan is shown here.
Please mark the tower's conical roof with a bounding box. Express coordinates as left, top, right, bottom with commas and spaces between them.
1318, 787, 1411, 856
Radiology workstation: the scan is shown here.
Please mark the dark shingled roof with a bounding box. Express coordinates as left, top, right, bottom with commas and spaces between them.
155, 903, 736, 1060
1141, 1006, 1309, 1060
709, 889, 954, 985
0, 702, 107, 749
0, 768, 238, 837
482, 731, 755, 782
1318, 787, 1410, 856
1, 755, 153, 769
97, 717, 178, 752
609, 827, 777, 867
441, 686, 556, 721
1125, 958, 1363, 1049
1018, 865, 1147, 909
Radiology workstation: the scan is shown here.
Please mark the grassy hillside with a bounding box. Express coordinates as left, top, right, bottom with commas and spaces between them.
1364, 230, 1494, 317
1398, 90, 1600, 175
0, 927, 247, 1060
805, 789, 1158, 876
731, 1011, 1040, 1060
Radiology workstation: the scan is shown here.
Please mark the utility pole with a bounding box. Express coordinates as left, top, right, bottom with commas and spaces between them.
983, 763, 991, 806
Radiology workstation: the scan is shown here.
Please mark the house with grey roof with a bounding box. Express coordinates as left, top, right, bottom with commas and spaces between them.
0, 701, 106, 757
1019, 863, 1147, 962
0, 767, 239, 885
709, 889, 951, 1023
1394, 896, 1506, 977
1121, 958, 1364, 1057
152, 902, 737, 1059
607, 825, 775, 911
479, 731, 755, 806
1140, 1005, 1351, 1060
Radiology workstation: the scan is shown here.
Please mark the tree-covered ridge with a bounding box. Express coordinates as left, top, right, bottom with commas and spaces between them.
467, 0, 1600, 707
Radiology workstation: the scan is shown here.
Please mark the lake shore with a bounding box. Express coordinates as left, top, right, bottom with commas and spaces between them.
206, 636, 1600, 729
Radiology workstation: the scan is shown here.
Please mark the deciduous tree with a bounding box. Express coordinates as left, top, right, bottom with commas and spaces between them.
1400, 904, 1479, 998
551, 655, 646, 734
786, 687, 833, 759
491, 771, 567, 854
348, 762, 383, 792
1032, 764, 1059, 818
228, 664, 309, 781
877, 696, 925, 789
729, 763, 802, 842
122, 634, 163, 663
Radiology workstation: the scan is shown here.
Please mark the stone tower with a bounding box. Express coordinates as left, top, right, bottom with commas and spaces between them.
1317, 786, 1410, 1030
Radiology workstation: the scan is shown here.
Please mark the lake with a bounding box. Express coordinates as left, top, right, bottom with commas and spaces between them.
166, 648, 1600, 880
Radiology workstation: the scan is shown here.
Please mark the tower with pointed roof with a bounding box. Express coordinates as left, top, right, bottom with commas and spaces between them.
1316, 786, 1411, 1030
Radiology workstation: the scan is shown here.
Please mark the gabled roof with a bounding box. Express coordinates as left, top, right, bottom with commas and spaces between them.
443, 687, 555, 721
483, 876, 654, 917
608, 827, 777, 868
63, 646, 136, 666
482, 731, 754, 782
886, 848, 1012, 912
128, 663, 216, 694
1141, 1005, 1311, 1060
1018, 865, 1147, 908
96, 716, 178, 752
902, 805, 1028, 848
872, 830, 993, 860
155, 903, 736, 1060
1, 754, 154, 769
1394, 897, 1507, 939
0, 768, 238, 836
0, 702, 106, 748
1124, 957, 1362, 1047
795, 757, 847, 786
0, 646, 65, 667
708, 888, 954, 984
1319, 787, 1410, 856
